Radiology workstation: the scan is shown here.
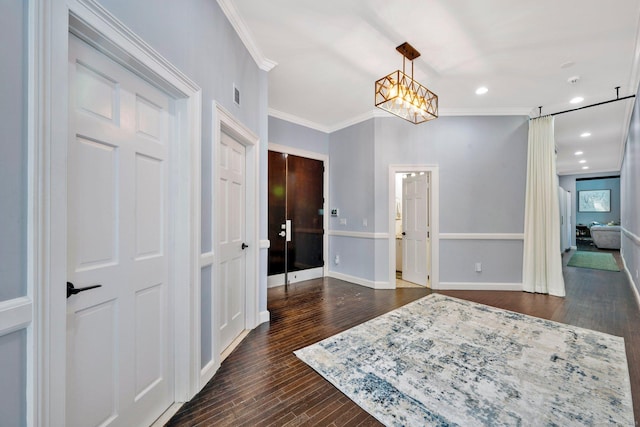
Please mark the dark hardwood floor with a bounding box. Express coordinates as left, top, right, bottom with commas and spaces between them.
167, 250, 640, 426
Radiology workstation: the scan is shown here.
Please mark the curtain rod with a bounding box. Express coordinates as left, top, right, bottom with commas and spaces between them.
536, 87, 636, 118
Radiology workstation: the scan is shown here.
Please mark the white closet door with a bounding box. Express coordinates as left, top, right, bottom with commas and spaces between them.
66, 34, 173, 427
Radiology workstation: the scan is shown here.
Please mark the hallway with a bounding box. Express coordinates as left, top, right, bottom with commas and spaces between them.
167, 249, 640, 425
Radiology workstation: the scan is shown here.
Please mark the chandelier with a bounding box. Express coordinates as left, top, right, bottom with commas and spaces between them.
375, 42, 438, 124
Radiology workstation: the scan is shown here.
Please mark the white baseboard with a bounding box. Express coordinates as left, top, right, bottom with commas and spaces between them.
151, 403, 183, 427
436, 282, 523, 291
327, 271, 394, 289
258, 310, 270, 325
621, 256, 640, 309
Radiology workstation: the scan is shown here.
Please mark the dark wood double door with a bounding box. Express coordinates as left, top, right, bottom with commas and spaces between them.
268, 151, 324, 280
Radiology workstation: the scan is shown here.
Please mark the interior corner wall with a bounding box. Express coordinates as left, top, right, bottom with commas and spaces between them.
95, 0, 269, 343
621, 89, 640, 299
328, 120, 376, 282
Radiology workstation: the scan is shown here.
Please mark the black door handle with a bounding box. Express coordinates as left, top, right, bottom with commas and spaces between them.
241, 243, 249, 250
402, 232, 406, 236
67, 282, 102, 298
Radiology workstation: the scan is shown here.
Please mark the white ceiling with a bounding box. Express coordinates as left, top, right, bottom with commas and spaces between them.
220, 0, 640, 175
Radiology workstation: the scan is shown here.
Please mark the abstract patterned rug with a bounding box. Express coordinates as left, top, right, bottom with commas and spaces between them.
294, 294, 634, 426
567, 251, 620, 271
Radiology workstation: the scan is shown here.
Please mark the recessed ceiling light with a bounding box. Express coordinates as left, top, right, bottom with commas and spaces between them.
580, 132, 591, 138
561, 61, 576, 69
582, 166, 589, 170
570, 96, 584, 104
579, 160, 587, 164
475, 86, 488, 95
574, 151, 583, 155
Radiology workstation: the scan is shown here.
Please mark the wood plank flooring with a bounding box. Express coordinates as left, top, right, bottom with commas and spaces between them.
167, 250, 640, 425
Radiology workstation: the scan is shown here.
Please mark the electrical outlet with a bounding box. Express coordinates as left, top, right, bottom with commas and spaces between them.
475, 262, 482, 272
363, 218, 368, 227
339, 218, 347, 225
334, 255, 340, 265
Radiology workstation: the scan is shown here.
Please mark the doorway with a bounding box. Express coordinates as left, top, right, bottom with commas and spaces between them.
389, 165, 439, 289
267, 146, 327, 287
397, 172, 430, 287
39, 5, 201, 425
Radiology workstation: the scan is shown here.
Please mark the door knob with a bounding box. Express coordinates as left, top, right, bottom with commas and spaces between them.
67, 282, 102, 298
402, 232, 406, 236
278, 231, 286, 237
241, 242, 249, 250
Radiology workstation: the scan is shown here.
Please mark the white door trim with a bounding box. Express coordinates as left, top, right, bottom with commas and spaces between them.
388, 165, 440, 290
267, 142, 329, 279
201, 102, 260, 386
33, 1, 202, 425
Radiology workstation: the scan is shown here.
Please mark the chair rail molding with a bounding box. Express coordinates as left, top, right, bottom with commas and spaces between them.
439, 233, 524, 240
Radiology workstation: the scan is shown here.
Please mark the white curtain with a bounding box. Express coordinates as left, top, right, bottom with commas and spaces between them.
522, 116, 566, 296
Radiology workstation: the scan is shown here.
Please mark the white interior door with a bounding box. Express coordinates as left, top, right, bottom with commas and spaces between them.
402, 173, 430, 286
218, 131, 247, 352
66, 35, 173, 427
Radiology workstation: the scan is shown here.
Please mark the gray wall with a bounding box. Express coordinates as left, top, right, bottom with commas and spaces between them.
621, 86, 640, 297
269, 116, 329, 154
576, 177, 620, 225
0, 0, 27, 301
326, 115, 528, 285
0, 1, 28, 426
0, 331, 26, 427
374, 116, 527, 234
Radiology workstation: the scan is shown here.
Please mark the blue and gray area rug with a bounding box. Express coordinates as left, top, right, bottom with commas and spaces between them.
294, 294, 634, 426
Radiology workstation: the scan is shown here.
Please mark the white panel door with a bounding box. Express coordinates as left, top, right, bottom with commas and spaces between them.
66, 35, 173, 427
402, 173, 430, 286
218, 131, 247, 352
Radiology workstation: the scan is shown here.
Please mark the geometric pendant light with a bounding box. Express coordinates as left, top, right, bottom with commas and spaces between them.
375, 42, 438, 124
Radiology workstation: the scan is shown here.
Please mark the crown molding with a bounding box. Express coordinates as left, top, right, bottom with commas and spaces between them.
216, 0, 277, 72
270, 106, 533, 135
268, 109, 331, 133
557, 167, 620, 176
438, 107, 533, 116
